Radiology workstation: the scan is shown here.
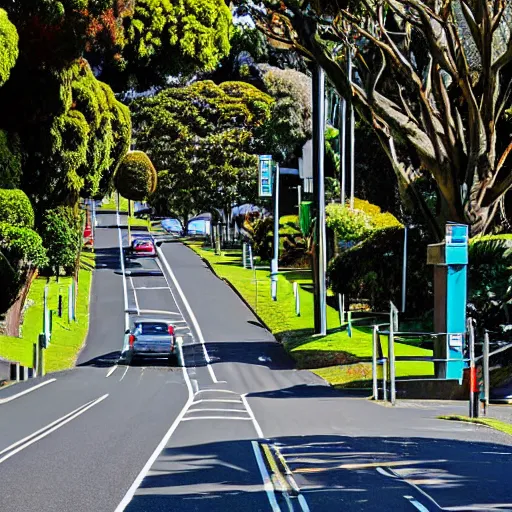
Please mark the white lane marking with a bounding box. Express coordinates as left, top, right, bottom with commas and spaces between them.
0, 394, 108, 464
129, 276, 140, 315
186, 408, 248, 414
376, 466, 397, 478
119, 366, 129, 382
404, 495, 430, 512
298, 494, 311, 512
251, 441, 281, 512
241, 394, 264, 439
116, 208, 130, 331
0, 378, 56, 405
136, 309, 181, 316
0, 398, 95, 456
106, 366, 118, 378
194, 389, 239, 395
115, 337, 194, 512
156, 247, 219, 383
182, 416, 253, 422
134, 287, 169, 290
191, 399, 243, 405
191, 379, 199, 394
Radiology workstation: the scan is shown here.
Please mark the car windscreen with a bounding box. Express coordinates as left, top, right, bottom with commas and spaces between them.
134, 323, 168, 335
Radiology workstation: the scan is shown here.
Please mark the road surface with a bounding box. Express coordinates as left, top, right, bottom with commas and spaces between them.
0, 212, 511, 512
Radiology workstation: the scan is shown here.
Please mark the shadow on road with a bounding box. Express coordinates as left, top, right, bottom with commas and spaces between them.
123, 435, 512, 512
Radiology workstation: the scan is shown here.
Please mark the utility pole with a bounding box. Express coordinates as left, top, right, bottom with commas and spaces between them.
312, 65, 327, 335
339, 96, 346, 206
347, 50, 355, 210
271, 162, 280, 301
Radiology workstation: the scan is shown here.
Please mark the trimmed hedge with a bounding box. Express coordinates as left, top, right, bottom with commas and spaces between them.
0, 8, 18, 87
115, 150, 157, 201
0, 189, 35, 227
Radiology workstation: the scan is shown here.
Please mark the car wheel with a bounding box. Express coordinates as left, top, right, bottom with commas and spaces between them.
168, 354, 178, 366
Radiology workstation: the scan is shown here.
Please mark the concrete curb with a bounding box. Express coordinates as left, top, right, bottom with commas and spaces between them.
193, 250, 273, 335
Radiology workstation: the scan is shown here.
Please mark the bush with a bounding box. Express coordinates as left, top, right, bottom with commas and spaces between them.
115, 151, 157, 201
326, 203, 372, 241
41, 206, 81, 275
0, 9, 18, 87
0, 189, 34, 227
0, 130, 22, 188
328, 226, 432, 314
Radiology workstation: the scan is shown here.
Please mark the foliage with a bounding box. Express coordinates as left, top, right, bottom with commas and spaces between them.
41, 206, 82, 275
352, 199, 403, 230
96, 0, 232, 90
241, 0, 512, 238
0, 8, 18, 87
0, 222, 47, 268
328, 226, 432, 315
0, 130, 22, 188
326, 203, 372, 242
0, 189, 34, 227
468, 238, 512, 337
133, 80, 273, 225
115, 150, 157, 201
259, 65, 312, 162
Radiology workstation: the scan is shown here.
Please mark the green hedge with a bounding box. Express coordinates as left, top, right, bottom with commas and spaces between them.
0, 8, 18, 87
115, 150, 157, 201
0, 189, 34, 227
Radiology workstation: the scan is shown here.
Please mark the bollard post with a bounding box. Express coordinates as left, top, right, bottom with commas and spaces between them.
372, 325, 378, 399
347, 311, 352, 338
58, 294, 63, 317
382, 358, 387, 402
242, 243, 247, 268
483, 331, 490, 415
248, 245, 254, 269
33, 343, 39, 377
338, 293, 343, 326
39, 344, 45, 377
293, 282, 301, 317
389, 302, 397, 405
468, 319, 478, 418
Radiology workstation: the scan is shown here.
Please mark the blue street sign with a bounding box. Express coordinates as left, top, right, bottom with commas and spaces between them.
258, 155, 273, 197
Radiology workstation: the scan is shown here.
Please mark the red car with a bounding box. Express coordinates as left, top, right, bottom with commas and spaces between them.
131, 238, 156, 256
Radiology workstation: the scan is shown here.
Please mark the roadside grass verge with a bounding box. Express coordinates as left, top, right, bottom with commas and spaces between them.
439, 415, 512, 436
0, 250, 95, 372
187, 242, 433, 385
100, 194, 128, 212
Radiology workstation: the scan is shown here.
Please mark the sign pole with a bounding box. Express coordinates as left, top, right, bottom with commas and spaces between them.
271, 162, 280, 301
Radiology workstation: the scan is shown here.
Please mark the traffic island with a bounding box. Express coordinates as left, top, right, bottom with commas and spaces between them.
439, 415, 512, 436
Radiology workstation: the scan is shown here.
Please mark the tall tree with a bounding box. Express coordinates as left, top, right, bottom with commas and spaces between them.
238, 0, 512, 239
132, 80, 274, 227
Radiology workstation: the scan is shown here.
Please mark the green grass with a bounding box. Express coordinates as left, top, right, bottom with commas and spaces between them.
100, 194, 128, 212
188, 242, 434, 380
128, 216, 150, 228
0, 250, 95, 373
439, 415, 512, 436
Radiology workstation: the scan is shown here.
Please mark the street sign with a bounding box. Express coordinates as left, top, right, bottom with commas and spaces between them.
258, 155, 273, 197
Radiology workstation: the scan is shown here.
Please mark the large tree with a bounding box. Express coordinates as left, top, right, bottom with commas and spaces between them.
239, 0, 512, 239
132, 80, 274, 227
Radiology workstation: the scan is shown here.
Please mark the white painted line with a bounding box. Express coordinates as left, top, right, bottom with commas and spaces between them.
129, 276, 140, 315
298, 494, 311, 512
0, 378, 56, 405
241, 393, 265, 439
181, 416, 252, 422
115, 337, 194, 512
404, 495, 430, 512
251, 441, 281, 512
186, 408, 248, 414
106, 366, 118, 378
156, 248, 219, 383
119, 366, 129, 382
0, 394, 108, 464
194, 389, 239, 395
134, 287, 169, 290
191, 399, 243, 405
136, 309, 181, 316
0, 398, 95, 456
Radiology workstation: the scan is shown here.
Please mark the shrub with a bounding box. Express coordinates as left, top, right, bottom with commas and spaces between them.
326, 203, 372, 241
328, 226, 432, 314
0, 189, 34, 227
115, 150, 157, 201
41, 206, 82, 275
0, 130, 22, 188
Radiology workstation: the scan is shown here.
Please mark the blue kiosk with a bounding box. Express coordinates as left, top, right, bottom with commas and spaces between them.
427, 223, 469, 380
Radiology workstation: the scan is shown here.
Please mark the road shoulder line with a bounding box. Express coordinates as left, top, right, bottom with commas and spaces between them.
0, 378, 57, 405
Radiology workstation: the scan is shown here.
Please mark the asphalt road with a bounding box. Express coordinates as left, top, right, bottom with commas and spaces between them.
0, 214, 511, 512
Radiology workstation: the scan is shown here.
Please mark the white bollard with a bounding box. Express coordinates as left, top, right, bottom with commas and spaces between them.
294, 282, 300, 316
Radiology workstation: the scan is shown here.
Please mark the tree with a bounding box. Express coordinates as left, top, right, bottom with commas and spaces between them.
239, 1, 512, 239
0, 8, 18, 87
92, 0, 233, 91
115, 150, 157, 201
132, 80, 274, 227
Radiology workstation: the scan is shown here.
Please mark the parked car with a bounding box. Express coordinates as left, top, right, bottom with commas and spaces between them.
124, 319, 177, 364
130, 237, 156, 256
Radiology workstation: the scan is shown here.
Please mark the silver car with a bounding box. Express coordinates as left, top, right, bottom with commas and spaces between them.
124, 319, 177, 364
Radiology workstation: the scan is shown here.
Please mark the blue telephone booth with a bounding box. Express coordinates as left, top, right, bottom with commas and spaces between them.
427, 224, 469, 380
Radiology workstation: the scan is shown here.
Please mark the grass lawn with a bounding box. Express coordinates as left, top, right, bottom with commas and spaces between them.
187, 242, 433, 385
439, 415, 512, 436
0, 250, 95, 373
100, 194, 128, 212
128, 216, 150, 229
